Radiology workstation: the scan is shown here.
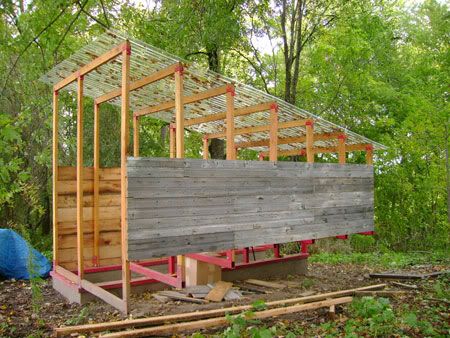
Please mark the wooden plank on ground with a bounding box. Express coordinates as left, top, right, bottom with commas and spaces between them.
54, 284, 385, 337
158, 291, 208, 304
101, 297, 353, 337
245, 279, 286, 289
205, 281, 233, 302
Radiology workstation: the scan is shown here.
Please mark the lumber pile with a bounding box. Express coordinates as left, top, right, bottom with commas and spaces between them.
54, 283, 386, 337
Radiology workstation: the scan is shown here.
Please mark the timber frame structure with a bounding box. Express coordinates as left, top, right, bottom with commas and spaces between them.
42, 31, 385, 313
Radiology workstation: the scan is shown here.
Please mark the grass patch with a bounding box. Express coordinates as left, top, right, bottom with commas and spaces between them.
309, 250, 449, 268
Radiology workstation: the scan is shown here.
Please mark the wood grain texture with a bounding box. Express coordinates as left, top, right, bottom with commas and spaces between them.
127, 158, 374, 260
56, 166, 121, 270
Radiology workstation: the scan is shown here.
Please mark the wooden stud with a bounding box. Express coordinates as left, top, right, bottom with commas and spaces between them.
175, 66, 184, 158
365, 144, 373, 165
169, 124, 176, 158
133, 115, 139, 157
81, 279, 127, 313
54, 41, 128, 91
95, 63, 183, 104
134, 84, 228, 117
120, 41, 131, 312
306, 120, 314, 163
269, 103, 278, 162
174, 66, 185, 280
226, 85, 235, 160
52, 89, 59, 266
338, 134, 346, 164
93, 102, 100, 266
76, 75, 84, 282
205, 119, 310, 139
202, 137, 209, 160
184, 102, 275, 127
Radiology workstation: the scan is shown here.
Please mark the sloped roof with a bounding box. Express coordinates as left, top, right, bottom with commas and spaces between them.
40, 30, 386, 152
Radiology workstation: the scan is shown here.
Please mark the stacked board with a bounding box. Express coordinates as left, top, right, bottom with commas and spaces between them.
127, 158, 374, 260
56, 166, 122, 270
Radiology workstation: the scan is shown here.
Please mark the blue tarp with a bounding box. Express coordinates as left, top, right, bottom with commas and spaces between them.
0, 229, 51, 279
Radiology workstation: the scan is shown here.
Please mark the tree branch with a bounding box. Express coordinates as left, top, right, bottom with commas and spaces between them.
0, 3, 69, 96
53, 0, 89, 58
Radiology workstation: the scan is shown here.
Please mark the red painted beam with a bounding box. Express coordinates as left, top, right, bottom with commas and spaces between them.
130, 262, 181, 288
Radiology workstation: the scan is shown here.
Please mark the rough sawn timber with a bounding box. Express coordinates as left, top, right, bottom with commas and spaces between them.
127, 158, 374, 260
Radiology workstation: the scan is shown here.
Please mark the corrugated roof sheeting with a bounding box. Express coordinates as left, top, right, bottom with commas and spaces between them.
40, 30, 386, 151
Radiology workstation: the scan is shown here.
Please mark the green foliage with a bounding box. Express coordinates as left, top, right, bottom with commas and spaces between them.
309, 250, 449, 268
0, 0, 448, 256
349, 234, 376, 253
64, 307, 89, 326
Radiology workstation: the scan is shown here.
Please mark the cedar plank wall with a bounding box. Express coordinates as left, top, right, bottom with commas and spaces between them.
57, 166, 121, 270
127, 158, 374, 260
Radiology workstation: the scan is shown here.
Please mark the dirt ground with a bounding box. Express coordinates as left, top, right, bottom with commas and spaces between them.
0, 262, 447, 337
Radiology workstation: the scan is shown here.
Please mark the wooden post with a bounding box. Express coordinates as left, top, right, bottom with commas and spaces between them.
169, 123, 176, 158
168, 123, 177, 278
269, 103, 278, 162
306, 120, 314, 163
120, 41, 131, 312
365, 144, 373, 165
93, 102, 100, 266
76, 75, 84, 282
174, 65, 185, 282
225, 85, 236, 264
133, 115, 139, 157
202, 137, 209, 160
52, 89, 59, 267
338, 134, 346, 164
175, 65, 184, 158
225, 84, 235, 160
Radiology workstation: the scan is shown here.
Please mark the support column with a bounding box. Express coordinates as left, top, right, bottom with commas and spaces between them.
76, 75, 84, 282
269, 103, 278, 162
306, 120, 314, 163
225, 84, 236, 266
338, 134, 346, 164
168, 123, 177, 275
133, 115, 139, 157
175, 65, 184, 158
120, 41, 131, 312
52, 89, 59, 267
365, 144, 373, 165
202, 136, 209, 160
226, 84, 235, 160
174, 65, 185, 284
93, 102, 100, 266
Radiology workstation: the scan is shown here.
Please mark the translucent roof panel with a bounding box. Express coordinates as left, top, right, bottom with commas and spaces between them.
40, 30, 386, 151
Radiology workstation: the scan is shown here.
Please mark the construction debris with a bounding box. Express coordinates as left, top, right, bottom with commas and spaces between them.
157, 291, 208, 304
369, 270, 449, 280
54, 284, 386, 337
391, 281, 418, 290
245, 279, 286, 289
224, 289, 243, 301
101, 297, 353, 337
353, 290, 407, 297
205, 281, 233, 302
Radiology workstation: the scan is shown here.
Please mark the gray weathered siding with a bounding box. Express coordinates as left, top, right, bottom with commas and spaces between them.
127, 158, 374, 260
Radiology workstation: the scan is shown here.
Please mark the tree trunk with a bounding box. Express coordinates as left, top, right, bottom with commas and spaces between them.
207, 47, 226, 159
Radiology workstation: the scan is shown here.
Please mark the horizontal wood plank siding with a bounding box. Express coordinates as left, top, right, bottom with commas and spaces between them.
127, 158, 374, 260
56, 166, 121, 269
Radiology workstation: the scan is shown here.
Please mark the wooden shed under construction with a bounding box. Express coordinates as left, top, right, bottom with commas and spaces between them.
41, 31, 385, 313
